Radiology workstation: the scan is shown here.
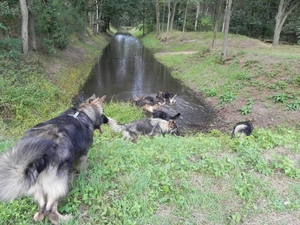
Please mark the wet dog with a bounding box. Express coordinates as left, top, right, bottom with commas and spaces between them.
156, 91, 178, 104
231, 120, 254, 138
143, 104, 162, 113
0, 95, 107, 224
152, 110, 181, 121
107, 117, 180, 142
131, 95, 161, 106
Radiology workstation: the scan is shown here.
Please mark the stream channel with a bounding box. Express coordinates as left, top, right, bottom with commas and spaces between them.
81, 32, 214, 133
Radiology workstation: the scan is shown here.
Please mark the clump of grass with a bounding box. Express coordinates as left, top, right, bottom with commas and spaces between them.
219, 91, 236, 105
238, 98, 254, 115
272, 93, 293, 103
285, 100, 300, 111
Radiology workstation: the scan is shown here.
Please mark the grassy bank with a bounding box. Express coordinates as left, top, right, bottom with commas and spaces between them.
0, 29, 111, 137
0, 30, 300, 224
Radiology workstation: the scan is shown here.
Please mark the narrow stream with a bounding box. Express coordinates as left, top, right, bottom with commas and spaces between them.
81, 32, 213, 133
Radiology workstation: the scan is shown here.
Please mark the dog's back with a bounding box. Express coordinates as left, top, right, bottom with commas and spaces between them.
153, 110, 181, 121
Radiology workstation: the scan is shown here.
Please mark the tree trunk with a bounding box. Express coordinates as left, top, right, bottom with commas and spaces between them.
170, 0, 178, 33
212, 0, 224, 49
19, 0, 29, 55
161, 2, 166, 33
96, 0, 99, 34
222, 0, 232, 59
156, 0, 160, 37
194, 1, 200, 31
273, 0, 300, 46
166, 0, 171, 33
84, 0, 88, 34
182, 1, 188, 33
27, 0, 36, 51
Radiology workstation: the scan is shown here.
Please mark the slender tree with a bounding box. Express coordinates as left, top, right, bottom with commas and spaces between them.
194, 0, 201, 31
156, 0, 160, 36
170, 0, 178, 32
19, 0, 29, 55
212, 0, 224, 49
182, 1, 188, 33
273, 0, 300, 46
222, 0, 232, 59
166, 0, 171, 33
27, 0, 36, 51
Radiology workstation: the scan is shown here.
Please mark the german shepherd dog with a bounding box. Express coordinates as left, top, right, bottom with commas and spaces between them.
231, 120, 254, 138
156, 91, 178, 104
152, 110, 181, 121
131, 95, 161, 106
107, 117, 180, 142
143, 103, 162, 113
0, 94, 107, 224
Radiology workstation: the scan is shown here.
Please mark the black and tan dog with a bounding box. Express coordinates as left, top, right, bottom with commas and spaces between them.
152, 110, 181, 121
156, 91, 178, 104
107, 116, 180, 142
0, 94, 107, 224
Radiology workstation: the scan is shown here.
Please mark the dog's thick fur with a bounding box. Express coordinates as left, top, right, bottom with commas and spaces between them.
231, 120, 254, 138
156, 91, 178, 104
107, 117, 180, 142
143, 104, 162, 113
152, 110, 181, 121
0, 95, 107, 224
131, 95, 162, 106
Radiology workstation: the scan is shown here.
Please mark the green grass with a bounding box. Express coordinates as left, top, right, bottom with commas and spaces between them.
1, 119, 299, 224
0, 30, 300, 224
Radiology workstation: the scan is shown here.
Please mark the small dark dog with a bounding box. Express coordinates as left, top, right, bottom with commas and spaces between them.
231, 120, 254, 138
156, 91, 178, 104
153, 110, 181, 121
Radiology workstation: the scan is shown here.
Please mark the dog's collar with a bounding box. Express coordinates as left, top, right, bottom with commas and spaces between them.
68, 111, 80, 118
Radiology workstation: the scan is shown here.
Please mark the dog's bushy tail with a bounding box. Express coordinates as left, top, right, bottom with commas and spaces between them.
107, 117, 125, 133
0, 138, 52, 201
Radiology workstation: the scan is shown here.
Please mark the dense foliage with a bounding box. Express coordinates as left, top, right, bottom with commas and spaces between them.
1, 0, 299, 61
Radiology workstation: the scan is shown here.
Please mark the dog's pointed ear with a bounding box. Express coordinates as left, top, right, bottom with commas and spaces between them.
89, 95, 106, 105
87, 94, 97, 103
99, 95, 106, 103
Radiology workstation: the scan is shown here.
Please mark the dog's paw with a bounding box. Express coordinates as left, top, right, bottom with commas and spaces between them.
33, 211, 45, 222
48, 212, 73, 224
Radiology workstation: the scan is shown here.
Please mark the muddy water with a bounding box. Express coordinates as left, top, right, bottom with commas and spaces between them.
81, 32, 213, 132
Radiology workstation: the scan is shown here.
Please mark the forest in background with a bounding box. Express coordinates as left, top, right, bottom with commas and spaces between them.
1, 0, 300, 59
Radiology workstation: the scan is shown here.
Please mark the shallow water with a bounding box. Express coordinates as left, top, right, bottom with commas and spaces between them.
81, 33, 213, 132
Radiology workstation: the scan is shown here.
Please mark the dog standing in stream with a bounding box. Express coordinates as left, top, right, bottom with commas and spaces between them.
107, 117, 180, 142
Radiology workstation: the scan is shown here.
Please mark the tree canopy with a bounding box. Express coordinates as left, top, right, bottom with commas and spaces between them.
0, 0, 299, 58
